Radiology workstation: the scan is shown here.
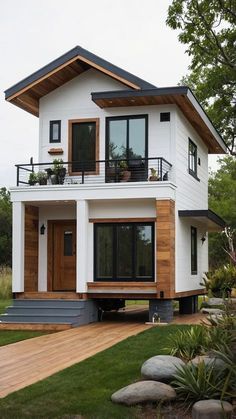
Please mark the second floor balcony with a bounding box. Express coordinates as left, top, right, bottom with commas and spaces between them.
16, 157, 172, 187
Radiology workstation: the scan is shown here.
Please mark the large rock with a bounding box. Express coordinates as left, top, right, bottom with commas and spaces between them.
111, 380, 176, 406
201, 308, 224, 315
189, 355, 225, 369
141, 355, 185, 382
192, 399, 233, 419
207, 298, 225, 306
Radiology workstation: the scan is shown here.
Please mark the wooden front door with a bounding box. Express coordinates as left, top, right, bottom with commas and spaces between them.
50, 221, 76, 291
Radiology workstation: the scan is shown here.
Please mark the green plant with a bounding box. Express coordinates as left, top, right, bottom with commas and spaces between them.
202, 265, 236, 298
171, 361, 234, 403
53, 158, 64, 173
150, 168, 157, 177
165, 326, 207, 361
28, 172, 38, 185
118, 160, 128, 171
0, 266, 12, 299
37, 171, 47, 185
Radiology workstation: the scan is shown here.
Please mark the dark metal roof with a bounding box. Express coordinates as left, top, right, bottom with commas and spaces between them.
4, 45, 156, 99
92, 86, 189, 100
178, 209, 226, 231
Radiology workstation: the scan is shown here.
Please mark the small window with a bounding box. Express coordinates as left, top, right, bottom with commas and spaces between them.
188, 139, 199, 179
160, 112, 170, 122
191, 226, 197, 275
50, 120, 61, 143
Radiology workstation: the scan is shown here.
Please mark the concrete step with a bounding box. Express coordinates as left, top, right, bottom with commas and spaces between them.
5, 306, 84, 316
13, 299, 85, 308
0, 313, 82, 324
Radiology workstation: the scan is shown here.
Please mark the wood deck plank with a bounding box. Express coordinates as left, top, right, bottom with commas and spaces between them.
0, 322, 150, 398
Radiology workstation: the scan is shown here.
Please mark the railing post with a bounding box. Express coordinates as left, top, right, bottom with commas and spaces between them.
160, 158, 163, 180
16, 166, 19, 186
82, 168, 85, 184
115, 160, 118, 183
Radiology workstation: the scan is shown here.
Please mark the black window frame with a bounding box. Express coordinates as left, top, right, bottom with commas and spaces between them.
191, 226, 197, 275
105, 114, 148, 162
49, 120, 61, 143
188, 138, 200, 181
94, 222, 154, 282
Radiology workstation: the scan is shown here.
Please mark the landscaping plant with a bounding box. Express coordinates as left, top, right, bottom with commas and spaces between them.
165, 326, 207, 361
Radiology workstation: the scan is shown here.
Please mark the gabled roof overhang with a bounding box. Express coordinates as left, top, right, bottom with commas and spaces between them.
4, 46, 155, 117
178, 209, 226, 232
91, 87, 228, 154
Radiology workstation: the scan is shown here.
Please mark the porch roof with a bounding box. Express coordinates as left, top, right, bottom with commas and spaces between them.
91, 87, 228, 154
178, 209, 226, 232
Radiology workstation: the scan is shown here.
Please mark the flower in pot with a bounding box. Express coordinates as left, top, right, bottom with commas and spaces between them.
28, 172, 38, 186
37, 171, 48, 185
149, 168, 159, 181
52, 159, 66, 184
119, 160, 131, 182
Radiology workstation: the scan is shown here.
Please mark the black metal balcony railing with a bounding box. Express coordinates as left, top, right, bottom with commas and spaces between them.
15, 157, 172, 187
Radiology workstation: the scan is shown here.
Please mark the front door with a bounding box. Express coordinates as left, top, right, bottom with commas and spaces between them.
51, 221, 76, 291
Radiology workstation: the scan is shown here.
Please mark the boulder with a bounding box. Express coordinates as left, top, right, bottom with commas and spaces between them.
192, 399, 233, 419
201, 308, 224, 315
207, 298, 225, 306
111, 380, 176, 406
141, 355, 185, 382
189, 355, 225, 369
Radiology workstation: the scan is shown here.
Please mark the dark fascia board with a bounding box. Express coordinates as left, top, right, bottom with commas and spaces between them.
4, 46, 156, 99
178, 209, 226, 228
91, 86, 228, 153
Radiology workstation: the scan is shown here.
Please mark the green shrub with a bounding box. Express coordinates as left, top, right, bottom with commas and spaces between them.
202, 265, 236, 298
171, 361, 234, 403
0, 266, 12, 299
165, 326, 207, 361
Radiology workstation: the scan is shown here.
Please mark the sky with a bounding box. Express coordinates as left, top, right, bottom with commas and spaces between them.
0, 0, 220, 187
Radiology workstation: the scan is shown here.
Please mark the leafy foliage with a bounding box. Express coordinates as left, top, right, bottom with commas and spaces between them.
202, 265, 236, 297
208, 156, 236, 268
0, 188, 12, 266
165, 326, 208, 360
167, 0, 236, 152
171, 361, 234, 402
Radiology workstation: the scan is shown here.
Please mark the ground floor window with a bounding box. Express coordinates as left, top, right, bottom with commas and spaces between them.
94, 222, 154, 281
191, 226, 197, 274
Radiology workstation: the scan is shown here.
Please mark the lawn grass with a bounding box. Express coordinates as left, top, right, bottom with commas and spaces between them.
0, 299, 11, 314
0, 324, 189, 419
0, 331, 48, 347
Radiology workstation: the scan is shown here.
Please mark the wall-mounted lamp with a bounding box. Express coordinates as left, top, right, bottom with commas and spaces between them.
201, 233, 206, 244
40, 224, 46, 235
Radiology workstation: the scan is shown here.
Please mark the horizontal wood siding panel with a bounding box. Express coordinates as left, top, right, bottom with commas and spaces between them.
24, 206, 39, 292
156, 200, 175, 298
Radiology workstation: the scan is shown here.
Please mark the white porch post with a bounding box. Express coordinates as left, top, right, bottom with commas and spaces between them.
12, 201, 25, 292
76, 200, 89, 293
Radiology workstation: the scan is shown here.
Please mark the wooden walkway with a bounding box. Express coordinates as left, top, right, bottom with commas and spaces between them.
0, 321, 150, 398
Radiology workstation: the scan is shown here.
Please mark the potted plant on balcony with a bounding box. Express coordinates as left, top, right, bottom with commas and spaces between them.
28, 172, 38, 186
37, 171, 48, 185
52, 159, 66, 184
119, 160, 131, 182
149, 168, 159, 181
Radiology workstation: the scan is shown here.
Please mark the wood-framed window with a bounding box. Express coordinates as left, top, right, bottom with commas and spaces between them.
188, 138, 199, 180
68, 118, 99, 175
50, 120, 61, 143
191, 226, 197, 275
94, 222, 154, 282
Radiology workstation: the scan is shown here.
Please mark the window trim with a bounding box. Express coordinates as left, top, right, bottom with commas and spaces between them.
105, 114, 148, 162
191, 226, 197, 275
188, 138, 200, 181
68, 118, 100, 175
49, 120, 61, 143
94, 221, 155, 282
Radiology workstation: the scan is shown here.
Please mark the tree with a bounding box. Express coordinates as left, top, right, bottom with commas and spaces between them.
0, 188, 12, 266
208, 156, 236, 268
166, 0, 236, 152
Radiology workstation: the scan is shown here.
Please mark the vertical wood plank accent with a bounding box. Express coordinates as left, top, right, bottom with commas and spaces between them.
24, 206, 39, 291
156, 200, 175, 298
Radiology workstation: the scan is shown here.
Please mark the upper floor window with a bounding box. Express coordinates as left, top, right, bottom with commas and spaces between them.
188, 138, 199, 179
106, 115, 148, 161
191, 226, 197, 275
68, 119, 99, 174
50, 120, 61, 143
94, 222, 154, 281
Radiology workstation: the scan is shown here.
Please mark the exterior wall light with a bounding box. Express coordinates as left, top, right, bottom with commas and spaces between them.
40, 224, 46, 235
201, 233, 206, 244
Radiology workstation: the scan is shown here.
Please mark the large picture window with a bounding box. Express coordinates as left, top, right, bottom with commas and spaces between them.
106, 115, 148, 161
69, 119, 99, 174
191, 226, 197, 275
94, 222, 154, 281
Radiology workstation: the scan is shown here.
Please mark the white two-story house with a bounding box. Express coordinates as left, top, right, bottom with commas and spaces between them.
2, 46, 227, 327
